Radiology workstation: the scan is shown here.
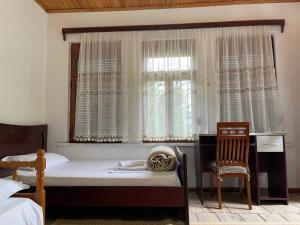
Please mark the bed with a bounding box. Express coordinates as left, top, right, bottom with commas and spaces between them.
0, 198, 43, 225
0, 123, 189, 225
0, 148, 46, 225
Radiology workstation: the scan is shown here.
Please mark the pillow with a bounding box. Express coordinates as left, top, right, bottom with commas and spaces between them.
0, 178, 29, 201
1, 153, 69, 170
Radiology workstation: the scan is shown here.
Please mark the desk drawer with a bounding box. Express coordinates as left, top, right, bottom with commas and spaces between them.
257, 136, 284, 152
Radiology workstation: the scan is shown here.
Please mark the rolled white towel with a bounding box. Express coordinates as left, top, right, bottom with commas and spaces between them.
147, 146, 177, 172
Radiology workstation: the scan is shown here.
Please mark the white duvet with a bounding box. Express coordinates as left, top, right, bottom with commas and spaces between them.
17, 160, 181, 187
0, 198, 43, 225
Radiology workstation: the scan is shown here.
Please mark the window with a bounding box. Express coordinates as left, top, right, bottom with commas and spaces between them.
217, 34, 280, 132
70, 39, 195, 143
142, 39, 195, 142
70, 41, 122, 143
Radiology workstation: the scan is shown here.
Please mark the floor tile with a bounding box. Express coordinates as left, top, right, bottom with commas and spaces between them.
225, 202, 269, 214
195, 212, 220, 222
280, 213, 300, 222
189, 212, 198, 224
258, 213, 288, 222
239, 213, 265, 222
202, 200, 230, 213
189, 206, 205, 213
262, 204, 300, 214
216, 213, 244, 222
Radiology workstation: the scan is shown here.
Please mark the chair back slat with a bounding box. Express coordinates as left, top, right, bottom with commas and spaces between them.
224, 139, 228, 162
216, 122, 250, 167
236, 139, 241, 161
232, 139, 236, 161
228, 139, 232, 162
240, 139, 245, 164
218, 139, 223, 162
245, 139, 249, 164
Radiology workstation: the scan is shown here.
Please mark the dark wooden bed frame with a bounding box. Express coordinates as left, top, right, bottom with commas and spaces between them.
0, 123, 189, 225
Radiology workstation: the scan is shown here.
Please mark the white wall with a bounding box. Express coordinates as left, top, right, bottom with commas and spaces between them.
0, 0, 47, 124
46, 3, 300, 188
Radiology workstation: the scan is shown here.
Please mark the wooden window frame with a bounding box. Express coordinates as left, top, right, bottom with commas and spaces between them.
69, 43, 80, 142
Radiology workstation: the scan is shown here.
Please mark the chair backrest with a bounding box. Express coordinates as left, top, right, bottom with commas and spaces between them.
216, 122, 250, 168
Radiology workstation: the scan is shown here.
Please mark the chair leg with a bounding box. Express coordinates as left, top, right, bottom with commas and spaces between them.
210, 171, 214, 197
217, 176, 222, 209
238, 177, 243, 197
246, 176, 252, 210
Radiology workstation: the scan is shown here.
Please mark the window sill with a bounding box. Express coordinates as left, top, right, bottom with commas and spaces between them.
56, 142, 194, 147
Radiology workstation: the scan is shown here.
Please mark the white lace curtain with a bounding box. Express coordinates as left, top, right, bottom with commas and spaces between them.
74, 33, 123, 142
142, 31, 198, 141
74, 32, 144, 142
74, 26, 282, 142
216, 26, 282, 132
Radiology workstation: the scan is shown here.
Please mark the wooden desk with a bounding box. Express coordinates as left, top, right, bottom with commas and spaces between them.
194, 133, 288, 205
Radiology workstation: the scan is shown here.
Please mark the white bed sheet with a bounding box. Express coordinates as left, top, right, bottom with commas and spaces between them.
0, 198, 43, 225
17, 160, 181, 187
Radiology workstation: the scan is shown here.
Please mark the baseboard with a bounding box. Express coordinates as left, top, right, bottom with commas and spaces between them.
189, 187, 300, 193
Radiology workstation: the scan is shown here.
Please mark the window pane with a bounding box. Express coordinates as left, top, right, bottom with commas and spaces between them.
146, 56, 192, 72
144, 81, 166, 137
142, 38, 195, 141
173, 80, 192, 137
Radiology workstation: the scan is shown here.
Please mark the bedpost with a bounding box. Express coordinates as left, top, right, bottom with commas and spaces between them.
12, 168, 17, 180
175, 147, 189, 225
182, 151, 189, 225
35, 149, 46, 224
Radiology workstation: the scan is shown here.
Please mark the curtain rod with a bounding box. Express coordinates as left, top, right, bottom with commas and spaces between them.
62, 19, 285, 41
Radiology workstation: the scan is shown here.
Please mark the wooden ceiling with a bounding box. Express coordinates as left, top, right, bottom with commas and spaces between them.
36, 0, 300, 13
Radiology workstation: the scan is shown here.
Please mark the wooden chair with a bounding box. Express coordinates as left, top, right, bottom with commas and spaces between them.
208, 122, 252, 210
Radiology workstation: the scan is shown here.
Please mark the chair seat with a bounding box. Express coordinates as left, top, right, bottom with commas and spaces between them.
208, 161, 249, 175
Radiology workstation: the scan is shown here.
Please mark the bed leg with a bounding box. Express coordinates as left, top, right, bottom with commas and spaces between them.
184, 206, 189, 225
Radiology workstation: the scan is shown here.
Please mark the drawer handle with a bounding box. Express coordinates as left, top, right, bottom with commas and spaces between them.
262, 143, 280, 146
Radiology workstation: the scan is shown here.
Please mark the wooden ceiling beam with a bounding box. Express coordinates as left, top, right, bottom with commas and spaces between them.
62, 19, 285, 41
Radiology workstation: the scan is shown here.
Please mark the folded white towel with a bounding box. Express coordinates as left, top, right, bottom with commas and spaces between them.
118, 160, 146, 168
113, 160, 147, 171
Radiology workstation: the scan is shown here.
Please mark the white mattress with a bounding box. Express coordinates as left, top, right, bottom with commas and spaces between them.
17, 160, 181, 187
0, 198, 43, 225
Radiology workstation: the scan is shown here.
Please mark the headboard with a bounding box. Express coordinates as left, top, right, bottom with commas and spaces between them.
0, 123, 47, 177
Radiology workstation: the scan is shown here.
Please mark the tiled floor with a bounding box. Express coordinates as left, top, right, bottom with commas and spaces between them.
189, 192, 300, 224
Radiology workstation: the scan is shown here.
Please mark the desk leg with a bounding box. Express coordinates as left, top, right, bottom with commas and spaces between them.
201, 172, 203, 204
195, 171, 204, 204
